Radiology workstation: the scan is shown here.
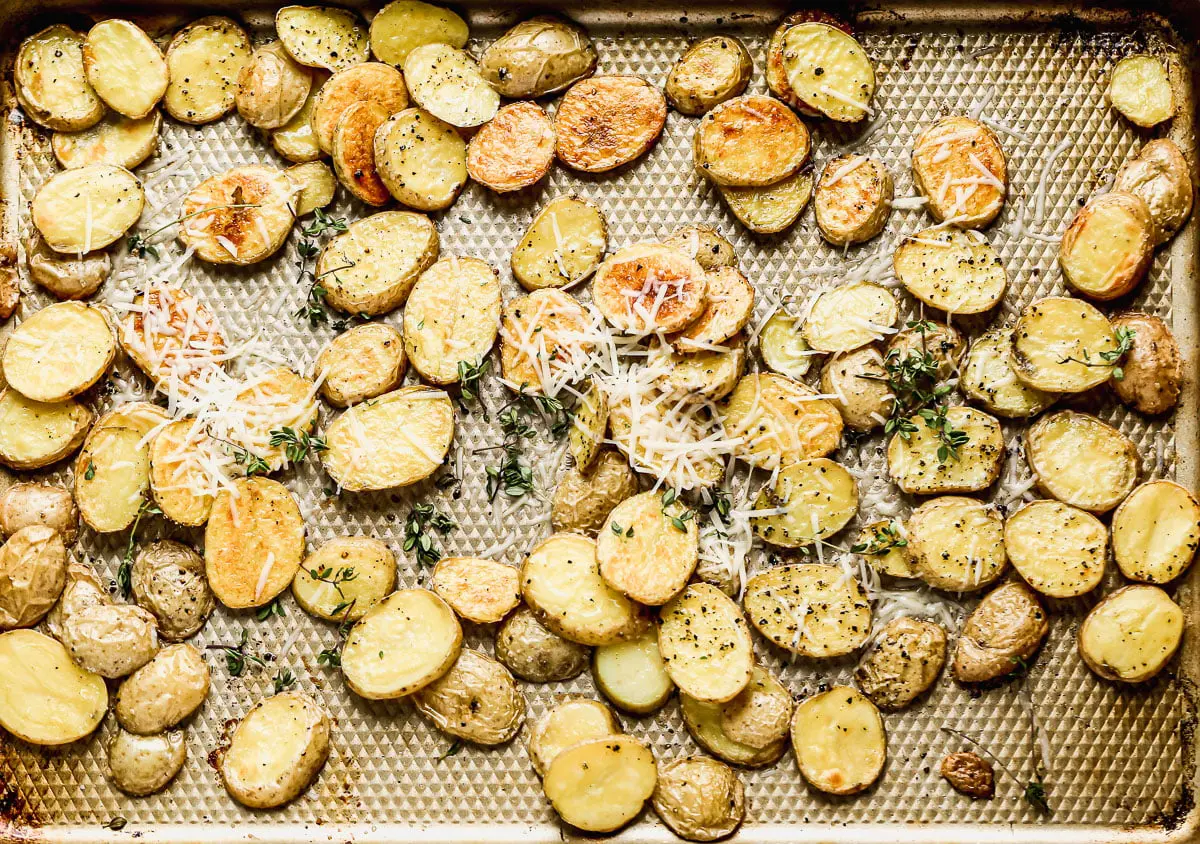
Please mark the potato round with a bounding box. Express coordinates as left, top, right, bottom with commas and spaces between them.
679, 672, 789, 768
791, 687, 885, 795
693, 95, 810, 187
758, 311, 814, 379
1004, 500, 1106, 598
164, 17, 251, 124
149, 421, 215, 527
341, 589, 461, 698
854, 520, 915, 578
293, 536, 396, 622
1109, 312, 1181, 415
656, 335, 746, 401
0, 483, 77, 543
204, 477, 304, 608
178, 164, 297, 264
815, 154, 893, 245
413, 648, 525, 745
542, 736, 657, 833
951, 581, 1048, 683
961, 328, 1056, 418
501, 289, 594, 394
1108, 55, 1174, 128
404, 43, 498, 130
0, 526, 67, 630
53, 111, 161, 170
1079, 585, 1183, 683
15, 25, 105, 132
229, 365, 321, 470
855, 617, 946, 710
555, 76, 667, 173
1060, 191, 1153, 300
551, 449, 640, 536
0, 628, 107, 745
744, 563, 870, 657
660, 582, 754, 703
318, 210, 439, 316
315, 324, 406, 407
608, 394, 726, 490
721, 372, 843, 469
32, 165, 144, 254
908, 496, 1007, 592
276, 5, 369, 72
114, 643, 209, 734
1025, 411, 1138, 513
107, 728, 187, 796
0, 389, 92, 470
802, 282, 898, 353
780, 23, 874, 122
765, 11, 852, 114
894, 227, 1007, 315
370, 0, 468, 67
653, 756, 745, 842
322, 386, 455, 491
3, 302, 115, 403
83, 19, 168, 119
60, 601, 160, 678
479, 15, 597, 99
272, 84, 324, 163
592, 242, 707, 334
662, 224, 738, 271
751, 458, 858, 548
1114, 139, 1193, 245
593, 628, 674, 714
1011, 296, 1119, 393
403, 256, 502, 384
495, 606, 590, 683
820, 347, 894, 432
25, 230, 111, 300
1112, 481, 1200, 584
375, 107, 468, 212
431, 557, 520, 624
911, 116, 1007, 228
597, 491, 697, 605
720, 170, 813, 234
118, 284, 228, 396
220, 691, 331, 809
76, 426, 155, 530
567, 379, 607, 472
668, 267, 754, 352
131, 540, 215, 640
288, 161, 336, 215
666, 36, 752, 116
332, 100, 391, 206
511, 195, 608, 291
467, 102, 555, 193
311, 62, 408, 154
887, 406, 1005, 495
235, 41, 313, 130
527, 696, 621, 777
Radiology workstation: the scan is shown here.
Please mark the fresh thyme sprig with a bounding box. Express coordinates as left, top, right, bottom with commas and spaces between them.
484, 443, 534, 500
918, 403, 971, 463
206, 432, 271, 476
457, 358, 491, 412
1058, 326, 1136, 380
403, 504, 457, 566
272, 667, 297, 694
940, 727, 1051, 814
255, 598, 286, 621
851, 521, 907, 555
206, 628, 268, 677
117, 502, 162, 597
127, 201, 262, 259
292, 209, 350, 327
269, 426, 328, 465
661, 488, 695, 532
307, 565, 358, 618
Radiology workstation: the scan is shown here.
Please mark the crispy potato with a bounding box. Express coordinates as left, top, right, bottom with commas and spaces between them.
953, 581, 1047, 682
0, 483, 77, 543
0, 526, 67, 630
287, 161, 336, 216
114, 643, 209, 734
555, 76, 667, 173
593, 628, 673, 714
802, 282, 898, 353
178, 164, 297, 264
1079, 585, 1182, 683
1060, 191, 1153, 300
413, 648, 525, 745
235, 41, 313, 130
821, 346, 894, 431
501, 289, 593, 394
815, 154, 893, 245
479, 15, 597, 99
118, 284, 226, 396
780, 24, 875, 122
1012, 297, 1119, 393
6, 302, 115, 404
229, 367, 319, 472
0, 389, 92, 470
662, 224, 738, 271
83, 19, 167, 119
527, 696, 620, 776
567, 379, 607, 472
597, 491, 697, 605
311, 62, 408, 154
607, 393, 726, 490
404, 256, 501, 384
512, 195, 608, 291
1025, 411, 1138, 513
908, 496, 1007, 592
293, 536, 396, 622
15, 25, 105, 132
467, 102, 554, 193
751, 458, 857, 548
204, 477, 304, 609
694, 95, 810, 187
25, 231, 110, 300
1112, 480, 1200, 584
220, 691, 331, 809
666, 36, 752, 116
164, 17, 252, 124
656, 334, 746, 401
33, 165, 144, 254
894, 227, 1006, 314
659, 583, 754, 703
370, 0, 468, 67
53, 111, 161, 170
314, 324, 406, 407
668, 267, 754, 352
679, 671, 788, 768
758, 310, 814, 379
855, 617, 946, 710
341, 589, 461, 698
107, 728, 187, 796
653, 757, 745, 842
592, 242, 708, 333
1114, 139, 1193, 244
1004, 500, 1106, 598
744, 563, 870, 656
272, 82, 325, 163
720, 170, 813, 234
276, 5, 368, 72
854, 520, 915, 578
431, 557, 520, 624
148, 420, 215, 527
318, 210, 439, 316
404, 43, 499, 129
887, 406, 1005, 495
0, 628, 107, 745
1109, 55, 1174, 127
912, 116, 1007, 228
495, 607, 590, 683
721, 372, 844, 469
130, 540, 214, 640
331, 100, 391, 206
552, 449, 639, 536
60, 599, 160, 679
375, 107, 468, 211
74, 426, 151, 533
941, 751, 994, 798
1110, 312, 1181, 415
765, 11, 851, 114
791, 687, 885, 795
322, 386, 454, 491
543, 736, 657, 833
961, 328, 1055, 418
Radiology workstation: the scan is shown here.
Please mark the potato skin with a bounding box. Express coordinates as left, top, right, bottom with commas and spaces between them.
131, 540, 215, 641
413, 648, 525, 745
666, 36, 752, 116
952, 581, 1048, 683
652, 756, 745, 842
551, 448, 640, 535
235, 41, 312, 130
855, 617, 946, 710
0, 483, 77, 543
479, 16, 597, 99
25, 231, 110, 300
0, 525, 68, 630
107, 728, 187, 796
61, 601, 160, 678
115, 643, 210, 734
1109, 312, 1181, 415
495, 606, 590, 683
1114, 139, 1193, 245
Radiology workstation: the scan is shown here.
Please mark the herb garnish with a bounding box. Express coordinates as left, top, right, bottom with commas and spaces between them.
457, 358, 492, 412
272, 667, 296, 694
940, 727, 1051, 814
104, 816, 128, 831
127, 201, 262, 260
269, 426, 328, 465
403, 504, 457, 566
1058, 326, 1136, 380
317, 647, 342, 667
255, 598, 286, 621
292, 209, 350, 327
206, 628, 268, 677
851, 521, 908, 555
117, 501, 161, 597
438, 739, 463, 760
661, 488, 695, 532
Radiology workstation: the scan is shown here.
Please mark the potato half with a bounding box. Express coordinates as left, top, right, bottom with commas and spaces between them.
0, 628, 107, 745
1004, 500, 1107, 598
555, 76, 667, 173
375, 107, 469, 212
543, 736, 657, 833
287, 161, 336, 216
1114, 139, 1193, 245
84, 19, 168, 119
317, 210, 439, 316
204, 477, 305, 608
114, 643, 209, 734
552, 449, 639, 536
332, 100, 391, 206
655, 335, 746, 401
855, 617, 947, 710
235, 41, 313, 130
315, 323, 406, 407
814, 154, 893, 245
511, 195, 608, 291
766, 11, 852, 114
527, 696, 621, 777
293, 536, 396, 622
662, 224, 738, 271
0, 483, 78, 543
33, 164, 144, 254
802, 282, 898, 353
53, 111, 162, 170
370, 0, 468, 67
164, 17, 252, 124
403, 256, 502, 384
1060, 191, 1153, 300
593, 628, 674, 714
743, 563, 871, 657
1025, 411, 1138, 513
780, 23, 875, 122
1112, 481, 1200, 584
1109, 311, 1182, 415
911, 116, 1007, 228
311, 62, 408, 154
178, 164, 297, 264
466, 102, 555, 193
1079, 585, 1183, 683
496, 607, 590, 684
500, 288, 592, 394
592, 242, 708, 333
790, 687, 885, 795
276, 5, 369, 72
679, 670, 789, 768
653, 756, 746, 843
1011, 297, 1118, 393
130, 540, 214, 640
0, 389, 92, 470
668, 267, 754, 352
107, 728, 187, 796
75, 426, 151, 533
0, 526, 67, 630
220, 691, 331, 809
3, 302, 115, 402
693, 95, 810, 187
894, 227, 1007, 315
478, 16, 597, 99
341, 589, 462, 698
659, 583, 755, 704
908, 496, 1007, 592
567, 379, 607, 472
820, 346, 894, 432
666, 36, 752, 116
961, 328, 1056, 418
25, 230, 111, 300
404, 43, 499, 129
758, 311, 815, 379
272, 83, 324, 163
886, 406, 1005, 495
597, 491, 698, 606
721, 373, 844, 469
431, 557, 521, 624
720, 171, 813, 234
1108, 55, 1174, 128
750, 458, 858, 548
413, 648, 525, 745
118, 284, 227, 396
15, 25, 105, 132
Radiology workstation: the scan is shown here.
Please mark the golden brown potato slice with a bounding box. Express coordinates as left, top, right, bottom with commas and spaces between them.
370, 0, 468, 67
790, 687, 885, 794
315, 323, 406, 407
653, 757, 745, 842
780, 23, 875, 122
743, 563, 871, 657
1114, 139, 1193, 245
311, 61, 408, 154
286, 161, 336, 216
0, 389, 92, 470
886, 406, 1005, 495
1112, 480, 1200, 584
431, 557, 521, 624
668, 267, 754, 352
83, 19, 167, 119
908, 496, 1007, 592
1079, 585, 1182, 682
332, 100, 391, 206
292, 536, 396, 622
765, 11, 852, 114
317, 210, 439, 316
0, 629, 107, 745
178, 164, 297, 264
276, 5, 369, 72
149, 420, 215, 527
478, 15, 597, 99
164, 17, 252, 124
693, 95, 810, 187
960, 328, 1056, 418
814, 154, 893, 245
511, 195, 608, 291
404, 43, 499, 129
607, 393, 726, 490
1025, 410, 1138, 513
375, 107, 468, 211
413, 649, 525, 745
820, 346, 894, 432
593, 629, 673, 714
3, 302, 115, 403
466, 102, 555, 193
665, 36, 752, 116
403, 256, 502, 384
235, 41, 313, 130
1108, 55, 1174, 127
855, 617, 946, 710
720, 171, 813, 234
118, 285, 226, 396
33, 165, 144, 254
1004, 500, 1107, 598
750, 458, 858, 548
527, 696, 621, 776
597, 491, 698, 606
204, 477, 305, 608
220, 691, 331, 809
53, 111, 161, 170
1011, 297, 1119, 393
542, 737, 657, 833
802, 282, 898, 353
592, 242, 708, 333
499, 288, 592, 395
341, 589, 461, 698
660, 583, 754, 703
911, 116, 1007, 228
721, 372, 843, 469
894, 227, 1007, 315
15, 25, 105, 132
1060, 191, 1153, 300
555, 76, 667, 173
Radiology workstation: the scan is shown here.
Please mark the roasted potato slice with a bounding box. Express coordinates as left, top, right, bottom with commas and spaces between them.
130, 540, 215, 640
1110, 312, 1181, 415
1108, 55, 1174, 127
940, 751, 994, 799
961, 328, 1055, 418
543, 736, 657, 833
293, 536, 396, 622
32, 165, 144, 254
83, 19, 167, 119
414, 648, 525, 745
403, 256, 501, 384
855, 617, 946, 710
1114, 139, 1193, 245
75, 426, 151, 533
331, 100, 391, 206
467, 102, 555, 193
118, 284, 227, 396
220, 691, 331, 809
721, 372, 844, 469
751, 458, 858, 547
656, 334, 746, 401
0, 389, 92, 470
1079, 585, 1182, 683
479, 15, 597, 99
1112, 480, 1200, 584
25, 231, 110, 300
315, 323, 406, 407
660, 582, 754, 703
815, 154, 893, 245
0, 526, 67, 630
0, 483, 77, 543
679, 671, 789, 768
1004, 500, 1106, 598
58, 599, 160, 679
743, 563, 870, 657
662, 224, 738, 271
227, 367, 319, 472
375, 107, 468, 211
496, 607, 590, 683
908, 496, 1007, 592
821, 346, 894, 432
311, 62, 407, 154
114, 643, 209, 734
431, 557, 520, 624
148, 420, 215, 527
765, 11, 851, 114
887, 406, 1005, 495
887, 321, 964, 381
15, 25, 105, 132
720, 170, 813, 234
164, 17, 252, 124
597, 490, 698, 605
3, 302, 115, 402
952, 581, 1048, 683
894, 227, 1006, 315
693, 95, 810, 187
592, 242, 708, 333
527, 696, 621, 776
107, 728, 187, 796
404, 43, 499, 129
235, 41, 313, 130
568, 379, 607, 472
911, 116, 1007, 228
552, 448, 639, 536
555, 76, 667, 173
791, 687, 886, 794
1025, 411, 1138, 513
653, 757, 745, 843
53, 111, 161, 170
271, 83, 325, 163
317, 210, 439, 316
287, 161, 336, 215
204, 477, 304, 608
341, 589, 461, 698
854, 520, 915, 578
666, 36, 752, 116
668, 267, 754, 352
780, 23, 875, 122
1060, 191, 1153, 300
0, 628, 107, 745
512, 195, 608, 291
802, 282, 898, 353
370, 0, 468, 67
608, 393, 726, 490
593, 628, 673, 714
1011, 297, 1119, 393
500, 289, 593, 395
758, 310, 815, 379
276, 5, 368, 72
178, 164, 297, 264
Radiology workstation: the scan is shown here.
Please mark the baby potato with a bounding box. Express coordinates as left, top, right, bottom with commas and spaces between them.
790, 687, 886, 795
593, 628, 674, 714
659, 583, 754, 703
25, 230, 110, 300
0, 526, 67, 630
908, 496, 1007, 592
83, 19, 168, 119
107, 728, 187, 796
668, 267, 754, 352
820, 346, 894, 432
131, 540, 215, 641
652, 757, 745, 842
287, 161, 336, 216
315, 323, 406, 407
597, 490, 698, 606
53, 111, 162, 170
205, 477, 305, 609
1115, 139, 1193, 244
887, 406, 1005, 495
115, 643, 209, 734
1060, 191, 1153, 300
332, 100, 391, 206
60, 601, 160, 678
0, 483, 77, 544
375, 107, 468, 211
551, 449, 640, 536
33, 165, 144, 255
15, 25, 105, 132
1112, 480, 1200, 584
555, 76, 667, 173
952, 581, 1048, 683
318, 210, 439, 316
370, 0, 468, 67
235, 41, 313, 130
894, 227, 1007, 315
567, 379, 607, 472
542, 736, 657, 833
751, 458, 858, 548
758, 310, 815, 379
4, 302, 116, 403
164, 17, 251, 124
693, 95, 810, 188
149, 421, 216, 527
479, 16, 597, 99
271, 82, 325, 163
0, 388, 92, 470
310, 62, 408, 154
118, 284, 228, 397
911, 116, 1007, 228
766, 11, 852, 114
220, 691, 331, 809
779, 22, 875, 122
45, 560, 107, 641
501, 289, 595, 394
744, 563, 871, 657
814, 154, 893, 245
495, 606, 590, 683
1109, 55, 1174, 127
0, 628, 107, 746
1012, 297, 1119, 393
960, 328, 1056, 419
413, 648, 525, 745
854, 520, 916, 579
655, 335, 746, 401
666, 36, 752, 116
720, 170, 813, 234
404, 43, 499, 129
662, 224, 738, 271
721, 372, 843, 470
511, 195, 608, 291
293, 536, 396, 623
855, 617, 947, 710
403, 256, 502, 385
276, 5, 369, 72
592, 242, 708, 334
467, 102, 555, 193
802, 282, 898, 353
1109, 312, 1181, 415
1004, 500, 1107, 598
178, 164, 297, 265
679, 671, 789, 768
527, 696, 621, 776
432, 557, 521, 624
941, 751, 995, 799
1025, 411, 1139, 513
1079, 585, 1183, 683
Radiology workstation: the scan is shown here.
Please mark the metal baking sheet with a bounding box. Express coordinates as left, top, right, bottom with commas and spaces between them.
0, 2, 1197, 842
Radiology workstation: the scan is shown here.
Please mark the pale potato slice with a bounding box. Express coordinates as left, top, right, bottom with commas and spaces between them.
607, 394, 726, 490
235, 41, 313, 130
668, 267, 754, 352
666, 35, 753, 116
720, 171, 813, 234
53, 111, 161, 170
311, 61, 408, 154
961, 328, 1055, 418
511, 195, 608, 291
593, 629, 673, 714
661, 224, 738, 271
404, 43, 499, 129
1025, 411, 1138, 513
1112, 481, 1200, 584
220, 691, 331, 809
32, 165, 144, 254
15, 25, 105, 132
718, 665, 793, 750
1011, 297, 1119, 393
467, 102, 555, 192
375, 107, 468, 211
164, 17, 252, 124
853, 520, 915, 578
766, 11, 852, 114
815, 154, 893, 245
83, 19, 167, 119
543, 736, 657, 833
527, 696, 621, 777
781, 23, 875, 122
758, 311, 815, 379
287, 161, 336, 216
3, 302, 114, 403
413, 648, 525, 745
887, 406, 1005, 495
315, 323, 406, 406
118, 284, 227, 396
680, 681, 788, 768
592, 242, 707, 334
1114, 139, 1193, 245
500, 288, 592, 395
655, 334, 746, 402
293, 536, 396, 622
403, 257, 502, 384
894, 227, 1006, 315
802, 282, 898, 353
908, 496, 1007, 592
74, 427, 150, 533
743, 563, 870, 657
341, 589, 461, 698
693, 95, 810, 187
332, 100, 391, 206
597, 491, 698, 606
272, 82, 324, 163
751, 458, 857, 548
820, 346, 893, 432
1079, 585, 1183, 683
555, 76, 667, 173
521, 532, 648, 646
911, 116, 1007, 228
1109, 55, 1174, 128
317, 210, 439, 316
204, 477, 305, 608
659, 583, 753, 703
1061, 191, 1154, 300
0, 629, 107, 746
178, 164, 297, 265
25, 230, 110, 300
276, 5, 369, 72
370, 0, 468, 66
478, 15, 597, 99
720, 373, 844, 470
0, 389, 92, 470
149, 420, 215, 527
431, 557, 521, 624
568, 379, 607, 472
1004, 500, 1106, 598
322, 386, 454, 491
791, 687, 885, 795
